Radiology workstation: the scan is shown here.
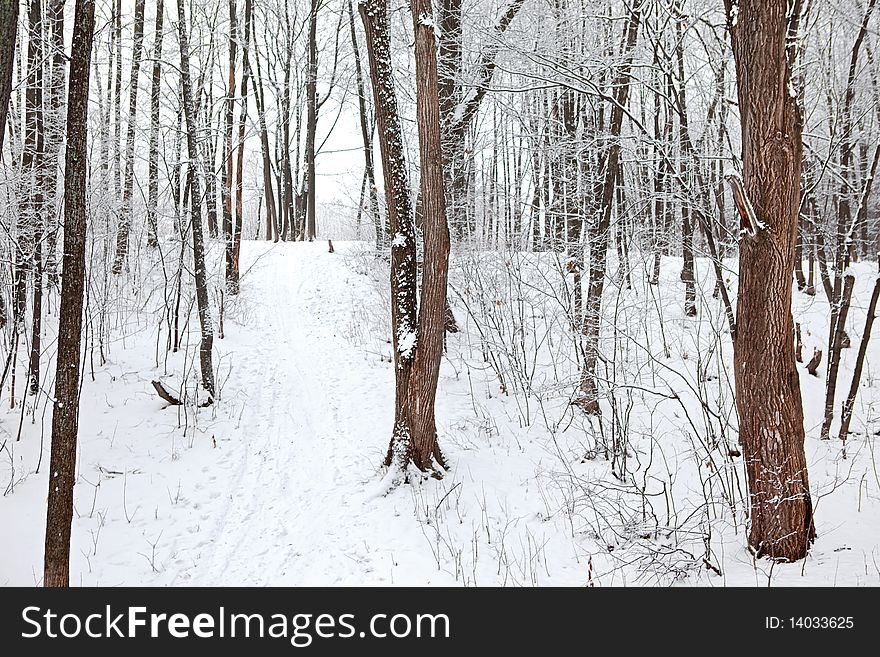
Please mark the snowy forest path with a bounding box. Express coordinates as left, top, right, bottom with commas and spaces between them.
173, 241, 409, 585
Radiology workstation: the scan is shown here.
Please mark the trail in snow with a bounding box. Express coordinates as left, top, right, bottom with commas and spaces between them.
170, 241, 444, 585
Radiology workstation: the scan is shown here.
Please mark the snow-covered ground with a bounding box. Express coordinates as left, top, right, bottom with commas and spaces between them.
2, 240, 879, 586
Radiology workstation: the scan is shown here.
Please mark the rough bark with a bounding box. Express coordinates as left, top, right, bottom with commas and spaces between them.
44, 0, 96, 588
405, 0, 450, 472
359, 0, 419, 472
727, 0, 815, 560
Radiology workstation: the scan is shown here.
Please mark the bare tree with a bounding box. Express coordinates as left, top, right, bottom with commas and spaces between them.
223, 0, 238, 285
146, 0, 165, 249
176, 0, 216, 403
304, 0, 321, 241
18, 0, 44, 400
726, 0, 814, 561
112, 0, 146, 274
229, 0, 254, 294
44, 0, 96, 588
404, 0, 451, 472
575, 1, 642, 415
42, 0, 66, 290
359, 0, 419, 473
347, 0, 384, 249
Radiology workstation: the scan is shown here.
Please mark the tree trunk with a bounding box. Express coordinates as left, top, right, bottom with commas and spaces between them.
112, 0, 122, 201
821, 273, 855, 440
250, 13, 278, 242
359, 0, 419, 474
42, 0, 65, 290
176, 0, 215, 402
674, 15, 697, 317
0, 0, 17, 153
230, 0, 253, 294
112, 0, 146, 274
44, 0, 95, 588
727, 0, 815, 561
304, 0, 320, 241
405, 0, 450, 472
223, 0, 237, 286
838, 274, 880, 443
347, 0, 384, 249
576, 1, 642, 414
18, 0, 44, 401
147, 0, 165, 248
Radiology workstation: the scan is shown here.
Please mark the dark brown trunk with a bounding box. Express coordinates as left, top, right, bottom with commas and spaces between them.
727, 0, 814, 561
405, 0, 450, 472
359, 0, 419, 473
43, 0, 95, 588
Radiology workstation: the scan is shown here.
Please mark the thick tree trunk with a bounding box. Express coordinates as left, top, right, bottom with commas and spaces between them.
177, 0, 216, 402
405, 0, 450, 472
44, 0, 95, 588
727, 0, 815, 561
359, 0, 419, 473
